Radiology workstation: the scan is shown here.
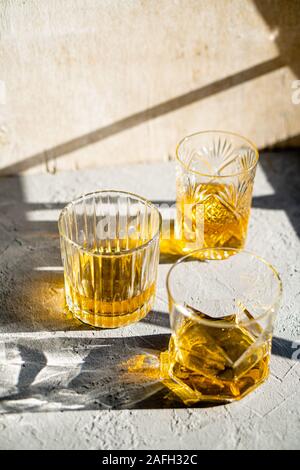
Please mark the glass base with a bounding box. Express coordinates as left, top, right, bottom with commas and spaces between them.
66, 294, 155, 328
160, 348, 270, 405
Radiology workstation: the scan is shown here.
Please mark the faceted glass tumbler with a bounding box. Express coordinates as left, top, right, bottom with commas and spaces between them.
175, 131, 259, 255
163, 248, 282, 404
58, 190, 162, 328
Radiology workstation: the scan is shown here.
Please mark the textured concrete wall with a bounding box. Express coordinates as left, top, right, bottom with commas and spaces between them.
0, 0, 300, 174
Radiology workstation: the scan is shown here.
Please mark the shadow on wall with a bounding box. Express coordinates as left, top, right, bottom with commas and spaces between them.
0, 1, 299, 175
252, 1, 300, 148
253, 0, 300, 78
0, 57, 285, 175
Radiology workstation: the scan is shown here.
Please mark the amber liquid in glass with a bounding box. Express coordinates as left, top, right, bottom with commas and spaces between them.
125, 309, 270, 404
64, 240, 155, 328
160, 313, 270, 404
160, 182, 252, 257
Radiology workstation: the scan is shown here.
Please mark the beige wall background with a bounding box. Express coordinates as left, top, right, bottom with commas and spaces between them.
0, 0, 300, 175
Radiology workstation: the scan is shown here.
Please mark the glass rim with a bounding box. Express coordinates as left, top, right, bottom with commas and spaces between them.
166, 247, 282, 328
176, 130, 259, 178
58, 189, 162, 257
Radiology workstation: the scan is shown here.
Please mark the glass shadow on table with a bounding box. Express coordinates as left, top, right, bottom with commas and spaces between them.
0, 330, 298, 414
0, 333, 167, 413
0, 332, 218, 413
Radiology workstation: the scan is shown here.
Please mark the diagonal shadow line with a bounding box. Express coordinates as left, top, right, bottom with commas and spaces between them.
0, 56, 284, 175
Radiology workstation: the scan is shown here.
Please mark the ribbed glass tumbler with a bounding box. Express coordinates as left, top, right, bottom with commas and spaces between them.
175, 131, 259, 256
58, 190, 162, 328
163, 248, 282, 404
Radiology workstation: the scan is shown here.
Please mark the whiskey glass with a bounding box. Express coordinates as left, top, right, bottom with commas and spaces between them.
163, 248, 282, 404
175, 131, 259, 255
58, 190, 161, 328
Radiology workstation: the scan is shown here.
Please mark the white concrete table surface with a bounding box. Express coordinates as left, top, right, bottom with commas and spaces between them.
0, 155, 299, 450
